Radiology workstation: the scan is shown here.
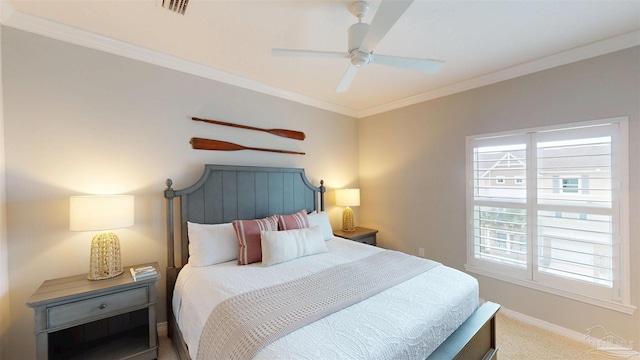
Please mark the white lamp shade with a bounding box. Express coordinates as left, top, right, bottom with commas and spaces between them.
70, 195, 134, 231
335, 188, 360, 207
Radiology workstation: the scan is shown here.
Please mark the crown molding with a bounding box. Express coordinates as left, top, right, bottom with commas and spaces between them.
357, 30, 640, 118
0, 1, 15, 20
0, 3, 359, 118
1, 3, 637, 119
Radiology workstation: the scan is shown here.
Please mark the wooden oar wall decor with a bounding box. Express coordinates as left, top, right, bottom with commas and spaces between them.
190, 117, 305, 155
192, 117, 306, 141
190, 138, 305, 155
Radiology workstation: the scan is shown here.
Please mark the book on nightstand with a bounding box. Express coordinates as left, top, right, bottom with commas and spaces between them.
130, 265, 158, 281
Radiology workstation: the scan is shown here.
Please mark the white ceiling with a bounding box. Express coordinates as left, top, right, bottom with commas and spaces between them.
2, 0, 639, 117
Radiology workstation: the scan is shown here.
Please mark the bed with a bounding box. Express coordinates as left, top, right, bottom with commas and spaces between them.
164, 164, 499, 360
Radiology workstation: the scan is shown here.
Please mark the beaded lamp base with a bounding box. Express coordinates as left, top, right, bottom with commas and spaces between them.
88, 231, 123, 280
342, 206, 355, 232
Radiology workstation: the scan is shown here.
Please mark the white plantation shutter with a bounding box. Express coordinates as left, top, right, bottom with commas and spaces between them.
469, 137, 528, 273
533, 124, 620, 300
536, 211, 613, 286
466, 119, 629, 309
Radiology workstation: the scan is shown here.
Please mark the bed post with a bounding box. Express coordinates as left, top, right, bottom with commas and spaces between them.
319, 180, 325, 211
164, 179, 178, 339
165, 179, 175, 269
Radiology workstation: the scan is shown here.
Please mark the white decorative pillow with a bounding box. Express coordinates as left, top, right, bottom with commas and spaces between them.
260, 226, 328, 267
187, 222, 238, 267
307, 211, 334, 240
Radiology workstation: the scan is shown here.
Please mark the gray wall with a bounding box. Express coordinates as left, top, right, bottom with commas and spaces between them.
0, 25, 9, 360
359, 47, 640, 345
1, 27, 359, 359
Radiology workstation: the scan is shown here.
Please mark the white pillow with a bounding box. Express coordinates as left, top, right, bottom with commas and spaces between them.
260, 226, 328, 267
187, 222, 238, 266
307, 211, 334, 240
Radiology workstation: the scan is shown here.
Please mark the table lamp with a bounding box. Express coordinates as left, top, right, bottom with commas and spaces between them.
335, 188, 360, 232
70, 195, 134, 280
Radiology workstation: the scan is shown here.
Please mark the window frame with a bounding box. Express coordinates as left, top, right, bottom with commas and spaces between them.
464, 117, 633, 314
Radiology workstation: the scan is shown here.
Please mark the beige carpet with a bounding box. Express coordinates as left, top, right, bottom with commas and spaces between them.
159, 332, 179, 360
495, 312, 638, 360
157, 311, 638, 359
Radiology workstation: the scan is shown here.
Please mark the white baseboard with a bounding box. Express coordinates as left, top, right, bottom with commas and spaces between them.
157, 321, 168, 337
480, 298, 588, 345
498, 306, 589, 345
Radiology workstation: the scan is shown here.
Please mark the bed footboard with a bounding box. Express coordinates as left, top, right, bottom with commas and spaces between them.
427, 301, 500, 360
168, 299, 500, 360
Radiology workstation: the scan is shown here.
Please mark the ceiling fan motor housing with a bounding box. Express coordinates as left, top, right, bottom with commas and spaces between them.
348, 22, 369, 52
348, 22, 371, 66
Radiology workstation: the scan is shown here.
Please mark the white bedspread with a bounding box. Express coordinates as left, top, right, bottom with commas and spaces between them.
173, 238, 479, 360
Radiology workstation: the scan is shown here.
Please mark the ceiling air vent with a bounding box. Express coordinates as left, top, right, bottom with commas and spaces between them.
162, 0, 189, 15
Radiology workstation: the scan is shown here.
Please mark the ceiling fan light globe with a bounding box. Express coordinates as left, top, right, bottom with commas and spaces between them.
350, 51, 370, 67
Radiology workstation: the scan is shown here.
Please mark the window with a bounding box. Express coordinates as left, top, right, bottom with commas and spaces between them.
561, 178, 579, 193
465, 118, 631, 313
496, 232, 508, 249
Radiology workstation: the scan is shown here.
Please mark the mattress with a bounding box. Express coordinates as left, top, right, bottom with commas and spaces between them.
173, 238, 479, 359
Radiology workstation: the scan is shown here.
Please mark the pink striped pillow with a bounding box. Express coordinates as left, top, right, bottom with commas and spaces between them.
232, 215, 278, 265
278, 209, 309, 230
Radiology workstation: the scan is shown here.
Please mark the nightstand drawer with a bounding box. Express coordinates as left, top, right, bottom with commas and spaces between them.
334, 227, 378, 247
48, 287, 148, 329
357, 234, 376, 246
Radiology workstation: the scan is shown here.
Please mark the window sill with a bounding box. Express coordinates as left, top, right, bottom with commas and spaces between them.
464, 264, 636, 315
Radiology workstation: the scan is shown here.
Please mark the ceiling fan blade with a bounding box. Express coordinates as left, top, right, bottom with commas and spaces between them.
272, 48, 349, 58
371, 54, 444, 74
336, 64, 359, 93
359, 0, 414, 53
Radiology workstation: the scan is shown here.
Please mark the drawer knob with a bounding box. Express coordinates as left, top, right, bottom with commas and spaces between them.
99, 304, 107, 310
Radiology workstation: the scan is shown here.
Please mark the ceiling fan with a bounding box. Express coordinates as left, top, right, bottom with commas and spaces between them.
272, 0, 444, 93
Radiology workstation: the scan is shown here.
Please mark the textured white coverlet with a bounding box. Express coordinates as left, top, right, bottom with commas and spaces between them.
173, 238, 479, 359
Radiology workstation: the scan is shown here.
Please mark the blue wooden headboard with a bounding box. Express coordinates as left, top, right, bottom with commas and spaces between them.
164, 164, 325, 269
